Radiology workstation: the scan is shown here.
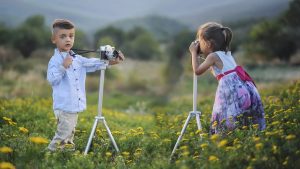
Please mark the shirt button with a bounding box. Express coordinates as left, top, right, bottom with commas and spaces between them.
74, 69, 76, 71
77, 89, 79, 91
79, 98, 81, 100
76, 78, 78, 81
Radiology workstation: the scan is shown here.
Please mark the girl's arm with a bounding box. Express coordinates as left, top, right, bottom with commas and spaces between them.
192, 53, 216, 75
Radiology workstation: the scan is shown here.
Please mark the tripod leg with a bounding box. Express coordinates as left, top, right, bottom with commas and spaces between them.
84, 118, 99, 155
170, 113, 192, 159
195, 113, 202, 139
103, 119, 120, 152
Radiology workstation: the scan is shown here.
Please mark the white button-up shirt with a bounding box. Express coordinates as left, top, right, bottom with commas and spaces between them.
47, 48, 106, 113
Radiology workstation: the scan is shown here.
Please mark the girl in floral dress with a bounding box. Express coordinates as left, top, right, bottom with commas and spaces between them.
189, 22, 266, 134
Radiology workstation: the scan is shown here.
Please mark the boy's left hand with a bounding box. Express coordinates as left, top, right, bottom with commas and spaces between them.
109, 51, 125, 65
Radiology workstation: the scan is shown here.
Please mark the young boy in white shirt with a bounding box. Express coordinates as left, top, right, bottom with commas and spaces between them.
47, 19, 124, 151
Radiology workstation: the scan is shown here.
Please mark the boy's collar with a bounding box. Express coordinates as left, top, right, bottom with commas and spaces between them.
55, 48, 70, 59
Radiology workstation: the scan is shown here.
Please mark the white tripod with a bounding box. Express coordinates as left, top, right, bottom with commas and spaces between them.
170, 73, 202, 159
84, 61, 119, 155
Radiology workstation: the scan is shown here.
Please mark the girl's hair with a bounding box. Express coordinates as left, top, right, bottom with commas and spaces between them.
197, 22, 233, 53
52, 19, 75, 34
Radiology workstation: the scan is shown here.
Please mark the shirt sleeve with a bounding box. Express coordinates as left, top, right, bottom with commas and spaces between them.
47, 59, 66, 86
79, 56, 106, 72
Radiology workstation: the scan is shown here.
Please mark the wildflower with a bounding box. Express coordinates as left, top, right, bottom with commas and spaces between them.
272, 145, 278, 154
182, 151, 190, 156
252, 124, 259, 129
242, 126, 248, 130
285, 134, 296, 140
0, 146, 13, 153
252, 137, 260, 142
218, 139, 228, 148
225, 146, 234, 151
0, 162, 16, 169
210, 134, 219, 141
255, 143, 263, 150
162, 139, 171, 143
105, 152, 112, 157
212, 121, 218, 128
208, 155, 219, 162
121, 151, 130, 157
19, 127, 29, 134
271, 121, 280, 126
29, 136, 49, 144
200, 143, 208, 149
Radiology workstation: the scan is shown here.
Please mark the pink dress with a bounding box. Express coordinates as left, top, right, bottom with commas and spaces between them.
210, 51, 266, 134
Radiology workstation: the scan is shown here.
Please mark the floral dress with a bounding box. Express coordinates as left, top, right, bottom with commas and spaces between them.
210, 51, 266, 134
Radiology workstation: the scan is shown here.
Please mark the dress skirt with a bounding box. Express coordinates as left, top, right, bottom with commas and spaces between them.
210, 72, 266, 134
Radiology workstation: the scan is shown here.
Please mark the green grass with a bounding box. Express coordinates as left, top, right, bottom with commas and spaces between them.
1, 80, 300, 169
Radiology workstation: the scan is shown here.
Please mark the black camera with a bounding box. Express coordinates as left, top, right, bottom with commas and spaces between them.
100, 45, 120, 61
194, 40, 202, 55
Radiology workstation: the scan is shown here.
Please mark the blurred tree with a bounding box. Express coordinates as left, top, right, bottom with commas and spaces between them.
73, 29, 88, 50
12, 15, 51, 58
127, 31, 161, 60
248, 20, 297, 62
281, 0, 300, 27
94, 26, 125, 48
0, 23, 11, 45
97, 36, 115, 47
163, 29, 194, 90
245, 0, 299, 63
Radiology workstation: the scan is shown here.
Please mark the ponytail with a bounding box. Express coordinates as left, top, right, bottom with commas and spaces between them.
222, 27, 232, 53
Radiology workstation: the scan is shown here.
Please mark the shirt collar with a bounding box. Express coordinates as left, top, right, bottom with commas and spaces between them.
55, 48, 69, 59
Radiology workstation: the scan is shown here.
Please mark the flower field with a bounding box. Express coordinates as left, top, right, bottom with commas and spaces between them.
0, 81, 299, 169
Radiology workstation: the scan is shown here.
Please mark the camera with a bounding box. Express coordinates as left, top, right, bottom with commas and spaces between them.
100, 45, 120, 61
194, 40, 202, 55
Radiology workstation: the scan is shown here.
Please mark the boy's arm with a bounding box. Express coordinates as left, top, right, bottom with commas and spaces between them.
47, 60, 66, 86
80, 56, 106, 73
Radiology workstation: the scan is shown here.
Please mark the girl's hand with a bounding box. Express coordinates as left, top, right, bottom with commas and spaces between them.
189, 40, 199, 56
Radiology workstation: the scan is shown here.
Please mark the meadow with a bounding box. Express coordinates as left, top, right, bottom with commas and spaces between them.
0, 56, 300, 168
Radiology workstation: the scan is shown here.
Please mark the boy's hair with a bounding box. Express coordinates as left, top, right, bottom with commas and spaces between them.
197, 22, 233, 53
52, 19, 75, 34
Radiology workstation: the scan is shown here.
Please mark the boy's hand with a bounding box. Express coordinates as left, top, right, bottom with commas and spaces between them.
63, 55, 73, 68
109, 51, 125, 65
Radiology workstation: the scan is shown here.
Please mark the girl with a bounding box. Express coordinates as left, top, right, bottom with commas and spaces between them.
189, 22, 266, 134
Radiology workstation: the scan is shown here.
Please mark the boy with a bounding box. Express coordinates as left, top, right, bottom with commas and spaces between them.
47, 19, 124, 151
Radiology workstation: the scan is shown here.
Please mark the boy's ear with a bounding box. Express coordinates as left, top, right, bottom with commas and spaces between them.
51, 35, 56, 44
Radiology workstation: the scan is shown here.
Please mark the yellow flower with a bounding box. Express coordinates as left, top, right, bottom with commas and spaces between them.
208, 155, 219, 161
271, 121, 280, 126
272, 145, 278, 154
255, 143, 263, 150
200, 143, 208, 149
105, 152, 112, 157
210, 134, 219, 141
212, 121, 218, 128
19, 127, 29, 133
0, 146, 13, 153
218, 139, 228, 148
252, 137, 260, 142
29, 136, 49, 144
285, 134, 296, 140
121, 151, 130, 157
0, 162, 16, 169
242, 126, 248, 130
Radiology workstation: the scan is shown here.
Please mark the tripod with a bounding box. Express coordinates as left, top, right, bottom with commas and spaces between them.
84, 61, 119, 155
170, 73, 202, 159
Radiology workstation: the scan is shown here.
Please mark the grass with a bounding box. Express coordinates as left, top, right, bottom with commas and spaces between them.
1, 80, 300, 169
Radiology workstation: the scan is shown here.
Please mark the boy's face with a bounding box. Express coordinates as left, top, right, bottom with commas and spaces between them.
52, 28, 75, 52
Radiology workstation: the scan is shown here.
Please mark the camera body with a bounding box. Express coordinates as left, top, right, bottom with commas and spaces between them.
100, 45, 120, 61
194, 40, 202, 55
